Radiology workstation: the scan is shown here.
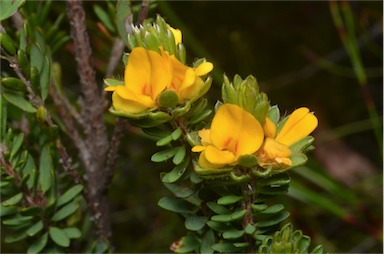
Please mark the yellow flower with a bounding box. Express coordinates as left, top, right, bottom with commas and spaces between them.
256, 107, 318, 168
169, 55, 213, 101
105, 47, 172, 114
105, 47, 213, 114
192, 104, 264, 169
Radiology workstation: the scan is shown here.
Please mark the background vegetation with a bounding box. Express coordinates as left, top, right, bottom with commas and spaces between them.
1, 0, 382, 253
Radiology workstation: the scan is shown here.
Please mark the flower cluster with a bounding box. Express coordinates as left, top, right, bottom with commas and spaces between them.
105, 47, 213, 114
105, 20, 213, 117
192, 104, 318, 172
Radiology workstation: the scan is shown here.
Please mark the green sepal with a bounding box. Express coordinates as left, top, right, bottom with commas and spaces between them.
109, 108, 171, 128
157, 89, 179, 108
193, 162, 233, 177
104, 78, 124, 87
237, 154, 259, 167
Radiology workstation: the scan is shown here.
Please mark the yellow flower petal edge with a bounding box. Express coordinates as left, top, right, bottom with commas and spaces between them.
168, 25, 182, 44
264, 117, 276, 138
276, 107, 318, 146
195, 62, 214, 76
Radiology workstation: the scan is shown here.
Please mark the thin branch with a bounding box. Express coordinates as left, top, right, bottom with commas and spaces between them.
136, 0, 150, 25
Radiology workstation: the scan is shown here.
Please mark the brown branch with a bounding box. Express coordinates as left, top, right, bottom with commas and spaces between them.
66, 0, 111, 242
136, 0, 150, 25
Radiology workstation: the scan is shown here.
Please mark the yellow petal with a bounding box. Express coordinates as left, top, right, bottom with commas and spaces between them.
210, 104, 264, 157
168, 25, 182, 44
148, 50, 172, 98
192, 146, 205, 152
198, 129, 211, 146
204, 145, 236, 166
124, 48, 151, 95
276, 107, 318, 146
257, 137, 292, 168
195, 62, 213, 76
105, 86, 118, 91
264, 117, 277, 138
262, 137, 291, 159
115, 86, 154, 107
111, 91, 153, 114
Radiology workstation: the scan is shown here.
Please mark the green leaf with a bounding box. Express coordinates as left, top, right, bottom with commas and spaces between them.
116, 0, 132, 46
206, 201, 230, 215
49, 226, 70, 247
52, 202, 79, 222
0, 0, 25, 21
104, 78, 124, 87
0, 205, 17, 217
206, 220, 233, 233
3, 92, 36, 113
158, 197, 196, 214
40, 56, 51, 101
172, 145, 186, 165
171, 128, 182, 140
185, 216, 208, 231
223, 229, 244, 239
2, 192, 23, 206
244, 224, 256, 234
56, 184, 83, 207
217, 195, 243, 205
4, 229, 28, 243
20, 206, 41, 216
3, 215, 33, 226
151, 147, 179, 162
211, 242, 244, 253
251, 204, 268, 212
173, 235, 200, 253
260, 204, 284, 214
94, 5, 115, 33
27, 233, 48, 254
200, 229, 215, 254
26, 220, 43, 236
268, 105, 280, 124
163, 181, 195, 199
211, 209, 246, 222
11, 133, 24, 158
156, 135, 172, 146
189, 109, 212, 124
161, 158, 189, 183
39, 144, 53, 193
63, 227, 81, 239
256, 211, 290, 228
